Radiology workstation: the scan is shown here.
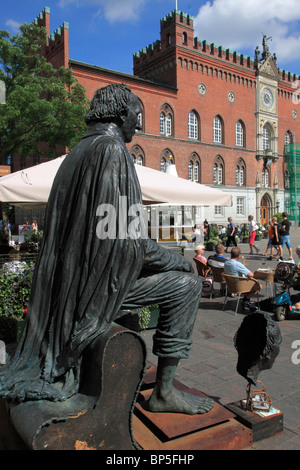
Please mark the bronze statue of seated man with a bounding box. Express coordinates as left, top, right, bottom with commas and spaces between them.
0, 84, 213, 417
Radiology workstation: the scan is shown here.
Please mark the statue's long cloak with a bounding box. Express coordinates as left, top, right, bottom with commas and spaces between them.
0, 124, 155, 401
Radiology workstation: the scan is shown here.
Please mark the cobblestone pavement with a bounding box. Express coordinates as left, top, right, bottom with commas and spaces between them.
140, 227, 300, 450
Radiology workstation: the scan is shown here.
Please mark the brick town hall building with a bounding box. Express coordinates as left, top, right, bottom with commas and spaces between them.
14, 7, 300, 226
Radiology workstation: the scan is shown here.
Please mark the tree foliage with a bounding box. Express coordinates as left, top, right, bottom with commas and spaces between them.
0, 23, 89, 164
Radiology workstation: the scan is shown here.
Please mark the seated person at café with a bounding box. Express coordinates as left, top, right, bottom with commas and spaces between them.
224, 247, 261, 311
207, 243, 227, 268
207, 243, 227, 294
194, 244, 207, 264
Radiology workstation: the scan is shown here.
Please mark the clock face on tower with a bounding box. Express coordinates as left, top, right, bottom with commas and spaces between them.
261, 87, 274, 109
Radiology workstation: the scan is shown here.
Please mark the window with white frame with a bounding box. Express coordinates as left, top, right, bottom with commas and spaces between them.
218, 164, 223, 184
188, 161, 193, 180
188, 111, 198, 139
236, 121, 244, 147
160, 157, 166, 172
213, 116, 222, 143
285, 130, 292, 146
262, 125, 270, 150
213, 163, 217, 183
193, 161, 199, 182
160, 104, 173, 137
237, 197, 245, 216
235, 159, 245, 186
160, 112, 165, 134
137, 112, 142, 131
214, 206, 224, 216
213, 157, 224, 185
262, 169, 269, 187
188, 155, 200, 182
160, 112, 172, 136
166, 114, 172, 136
136, 98, 144, 132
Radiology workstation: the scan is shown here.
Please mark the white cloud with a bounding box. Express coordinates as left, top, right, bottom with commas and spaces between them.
58, 0, 148, 23
193, 0, 300, 65
5, 19, 22, 34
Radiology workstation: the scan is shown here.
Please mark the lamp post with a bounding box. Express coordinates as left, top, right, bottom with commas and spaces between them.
298, 201, 300, 227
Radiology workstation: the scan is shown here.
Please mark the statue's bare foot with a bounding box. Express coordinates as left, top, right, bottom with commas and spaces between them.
147, 386, 214, 415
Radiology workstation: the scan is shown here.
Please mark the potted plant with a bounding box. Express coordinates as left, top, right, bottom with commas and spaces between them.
241, 223, 249, 243
205, 225, 221, 251
255, 223, 263, 241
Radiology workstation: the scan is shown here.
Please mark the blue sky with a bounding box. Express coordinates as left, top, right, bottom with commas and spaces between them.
1, 0, 300, 76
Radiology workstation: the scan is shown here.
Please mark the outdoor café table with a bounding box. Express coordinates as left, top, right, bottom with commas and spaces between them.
254, 268, 276, 297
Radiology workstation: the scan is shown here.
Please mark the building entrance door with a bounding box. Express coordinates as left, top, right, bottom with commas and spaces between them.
260, 196, 269, 225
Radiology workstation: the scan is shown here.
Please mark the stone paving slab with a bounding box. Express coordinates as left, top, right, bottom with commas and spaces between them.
141, 228, 300, 450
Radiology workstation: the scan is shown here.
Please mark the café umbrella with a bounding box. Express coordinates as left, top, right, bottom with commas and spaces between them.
0, 155, 232, 209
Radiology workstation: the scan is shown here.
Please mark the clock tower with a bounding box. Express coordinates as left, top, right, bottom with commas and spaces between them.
255, 35, 281, 223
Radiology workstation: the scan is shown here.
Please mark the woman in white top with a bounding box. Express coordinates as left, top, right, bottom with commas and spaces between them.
248, 215, 259, 254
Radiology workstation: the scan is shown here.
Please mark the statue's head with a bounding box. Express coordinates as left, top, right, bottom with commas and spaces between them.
234, 312, 281, 385
85, 83, 141, 143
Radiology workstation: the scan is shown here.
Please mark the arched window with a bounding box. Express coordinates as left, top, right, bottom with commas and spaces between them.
213, 116, 223, 143
213, 156, 224, 185
236, 121, 245, 147
235, 159, 245, 186
188, 111, 199, 139
130, 145, 145, 166
183, 32, 187, 45
160, 104, 173, 137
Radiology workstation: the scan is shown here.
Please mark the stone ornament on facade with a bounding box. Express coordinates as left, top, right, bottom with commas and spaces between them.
228, 91, 235, 103
292, 109, 298, 119
198, 83, 206, 96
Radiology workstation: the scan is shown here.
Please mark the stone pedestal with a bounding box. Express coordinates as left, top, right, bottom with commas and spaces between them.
133, 364, 253, 450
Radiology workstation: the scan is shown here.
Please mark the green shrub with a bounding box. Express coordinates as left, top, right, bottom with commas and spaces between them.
0, 262, 35, 320
139, 304, 159, 330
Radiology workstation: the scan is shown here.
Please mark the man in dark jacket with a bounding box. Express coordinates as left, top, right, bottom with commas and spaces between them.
0, 84, 213, 415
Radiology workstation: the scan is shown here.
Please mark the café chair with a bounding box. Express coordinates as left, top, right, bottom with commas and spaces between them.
193, 258, 213, 299
193, 257, 212, 279
222, 274, 261, 315
210, 265, 227, 298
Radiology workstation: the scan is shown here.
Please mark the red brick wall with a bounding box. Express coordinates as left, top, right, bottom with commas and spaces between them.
31, 8, 300, 193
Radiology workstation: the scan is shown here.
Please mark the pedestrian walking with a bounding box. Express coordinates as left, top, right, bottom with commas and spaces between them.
281, 212, 293, 260
269, 216, 283, 260
248, 215, 259, 254
263, 219, 278, 257
224, 217, 237, 252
